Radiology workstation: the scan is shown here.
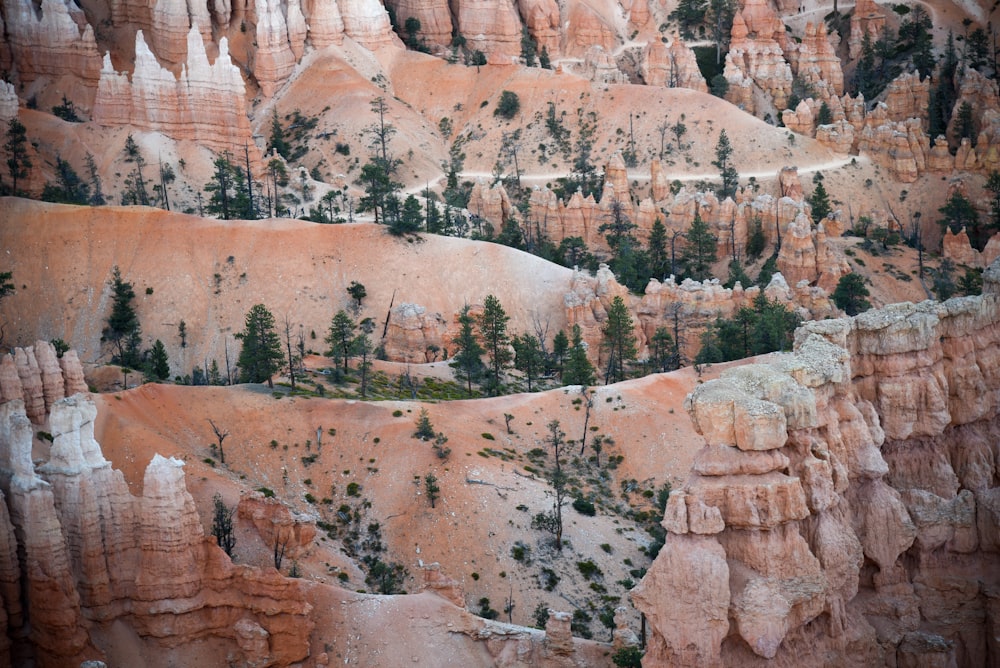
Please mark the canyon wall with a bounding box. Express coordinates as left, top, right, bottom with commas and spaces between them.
633, 267, 1000, 666
0, 345, 314, 667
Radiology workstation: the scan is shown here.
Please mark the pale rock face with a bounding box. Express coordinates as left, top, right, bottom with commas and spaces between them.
337, 0, 397, 48
150, 0, 211, 64
726, 10, 793, 111
638, 282, 1000, 663
304, 0, 346, 48
577, 45, 627, 84
564, 2, 615, 58
0, 80, 17, 122
517, 0, 560, 55
794, 21, 843, 96
3, 0, 102, 89
630, 534, 730, 667
641, 40, 707, 93
0, 389, 315, 665
13, 347, 45, 424
94, 28, 251, 153
382, 302, 452, 363
254, 0, 298, 96
136, 454, 204, 601
237, 491, 317, 560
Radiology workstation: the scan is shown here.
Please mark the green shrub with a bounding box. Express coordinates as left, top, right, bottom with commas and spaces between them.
494, 91, 520, 119
257, 487, 275, 498
572, 497, 596, 516
346, 482, 361, 496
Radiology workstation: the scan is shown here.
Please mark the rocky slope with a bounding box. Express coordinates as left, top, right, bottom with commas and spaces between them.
0, 346, 620, 666
633, 266, 1000, 666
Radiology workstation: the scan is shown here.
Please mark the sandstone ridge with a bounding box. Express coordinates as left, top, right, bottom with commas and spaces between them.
633, 270, 1000, 665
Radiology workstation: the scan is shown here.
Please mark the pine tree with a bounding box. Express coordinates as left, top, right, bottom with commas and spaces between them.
5, 118, 31, 195
268, 109, 291, 159
392, 194, 423, 235
479, 295, 511, 395
41, 156, 89, 204
680, 213, 718, 281
413, 408, 435, 440
816, 102, 833, 126
648, 326, 677, 373
602, 296, 637, 384
147, 339, 170, 380
647, 218, 669, 280
325, 309, 356, 373
513, 333, 545, 391
551, 329, 569, 378
85, 152, 105, 206
236, 304, 283, 387
451, 305, 485, 396
104, 266, 142, 368
424, 473, 440, 508
712, 130, 738, 199
122, 134, 150, 206
832, 274, 871, 316
746, 215, 766, 260
809, 181, 832, 221
563, 324, 596, 386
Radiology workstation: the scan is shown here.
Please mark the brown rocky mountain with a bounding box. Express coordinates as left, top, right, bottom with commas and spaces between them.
1, 0, 998, 664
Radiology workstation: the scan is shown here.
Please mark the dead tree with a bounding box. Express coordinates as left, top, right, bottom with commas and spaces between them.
208, 419, 230, 465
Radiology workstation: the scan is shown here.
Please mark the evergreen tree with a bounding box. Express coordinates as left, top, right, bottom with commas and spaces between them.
809, 180, 832, 221
392, 194, 423, 235
325, 309, 356, 373
712, 130, 738, 199
602, 295, 637, 384
147, 339, 170, 380
451, 305, 485, 396
956, 102, 975, 144
551, 329, 569, 377
513, 333, 545, 391
986, 171, 1000, 232
41, 156, 89, 204
520, 26, 537, 66
669, 0, 707, 39
236, 304, 283, 387
647, 218, 669, 280
539, 46, 551, 69
680, 213, 718, 281
938, 191, 984, 248
205, 153, 253, 220
479, 294, 511, 394
85, 152, 105, 206
723, 259, 753, 289
268, 109, 291, 159
832, 273, 871, 316
413, 408, 435, 440
5, 118, 31, 195
746, 215, 766, 261
751, 293, 799, 354
424, 472, 440, 508
353, 331, 374, 397
122, 134, 150, 206
563, 324, 596, 386
648, 326, 677, 373
816, 102, 833, 126
104, 266, 142, 368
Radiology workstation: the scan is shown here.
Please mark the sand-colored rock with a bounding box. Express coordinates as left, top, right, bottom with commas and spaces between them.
642, 39, 707, 93
631, 534, 730, 667
0, 81, 17, 123
451, 0, 522, 61
237, 491, 317, 560
304, 0, 345, 47
94, 28, 252, 154
3, 0, 102, 90
794, 21, 843, 96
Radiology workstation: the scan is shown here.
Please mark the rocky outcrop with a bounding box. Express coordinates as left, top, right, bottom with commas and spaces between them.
724, 10, 793, 112
943, 228, 1000, 270
642, 39, 707, 93
382, 302, 452, 363
2, 0, 102, 91
793, 21, 843, 97
451, 0, 523, 62
848, 0, 885, 60
0, 81, 17, 122
237, 491, 317, 562
1, 341, 85, 424
635, 285, 1000, 666
0, 388, 314, 666
93, 28, 252, 154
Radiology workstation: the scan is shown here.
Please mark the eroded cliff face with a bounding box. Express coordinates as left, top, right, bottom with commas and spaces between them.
0, 349, 314, 667
633, 270, 1000, 666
